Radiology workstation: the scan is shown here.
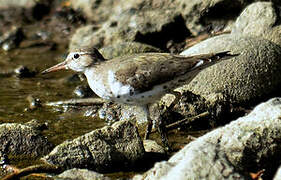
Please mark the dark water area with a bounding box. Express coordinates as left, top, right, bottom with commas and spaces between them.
0, 48, 105, 145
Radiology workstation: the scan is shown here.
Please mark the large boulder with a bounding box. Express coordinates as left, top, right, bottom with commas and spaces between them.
134, 98, 281, 179
179, 35, 281, 104
232, 2, 281, 47
0, 120, 53, 158
42, 120, 145, 172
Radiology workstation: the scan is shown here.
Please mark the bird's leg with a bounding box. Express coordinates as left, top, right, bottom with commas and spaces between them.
157, 113, 171, 151
142, 105, 152, 140
166, 91, 182, 111
142, 104, 171, 151
157, 91, 182, 151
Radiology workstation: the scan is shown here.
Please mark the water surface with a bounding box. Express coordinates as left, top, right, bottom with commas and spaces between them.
0, 48, 105, 145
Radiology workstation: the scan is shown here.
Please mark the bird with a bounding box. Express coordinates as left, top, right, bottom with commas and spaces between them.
42, 47, 237, 149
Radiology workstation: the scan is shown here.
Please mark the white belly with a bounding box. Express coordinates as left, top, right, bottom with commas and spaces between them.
84, 69, 166, 105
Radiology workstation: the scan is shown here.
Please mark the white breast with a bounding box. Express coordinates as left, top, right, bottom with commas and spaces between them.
84, 68, 111, 100
84, 69, 167, 105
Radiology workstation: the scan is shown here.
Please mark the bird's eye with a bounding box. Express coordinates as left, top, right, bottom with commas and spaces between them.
73, 53, 80, 59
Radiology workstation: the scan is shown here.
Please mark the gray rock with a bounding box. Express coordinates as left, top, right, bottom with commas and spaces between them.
69, 0, 281, 38
73, 85, 94, 98
42, 120, 145, 172
177, 0, 281, 35
99, 42, 162, 59
69, 9, 188, 50
179, 34, 281, 104
56, 168, 111, 180
232, 2, 281, 47
0, 120, 53, 157
135, 98, 281, 179
0, 0, 35, 8
69, 25, 101, 50
70, 0, 177, 23
70, 0, 115, 23
175, 0, 230, 35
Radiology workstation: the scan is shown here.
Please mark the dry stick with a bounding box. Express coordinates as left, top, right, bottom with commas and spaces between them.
150, 111, 210, 134
166, 111, 209, 130
2, 164, 62, 180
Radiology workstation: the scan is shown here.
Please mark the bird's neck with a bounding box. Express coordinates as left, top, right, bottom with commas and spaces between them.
84, 67, 97, 87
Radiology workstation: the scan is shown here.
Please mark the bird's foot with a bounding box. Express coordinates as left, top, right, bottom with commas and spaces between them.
144, 119, 152, 140
158, 124, 171, 152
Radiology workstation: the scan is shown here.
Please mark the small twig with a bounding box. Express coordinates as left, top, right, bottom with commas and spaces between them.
45, 97, 106, 107
2, 164, 62, 180
150, 111, 210, 134
166, 111, 210, 130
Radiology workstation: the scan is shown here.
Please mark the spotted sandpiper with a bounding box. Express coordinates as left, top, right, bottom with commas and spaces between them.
42, 47, 237, 148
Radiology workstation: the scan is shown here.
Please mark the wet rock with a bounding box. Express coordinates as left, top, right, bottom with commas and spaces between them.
232, 2, 281, 47
0, 26, 24, 51
14, 65, 36, 78
99, 42, 162, 59
98, 103, 121, 125
73, 85, 94, 98
0, 120, 53, 158
0, 65, 36, 78
120, 105, 149, 125
26, 95, 42, 110
56, 168, 111, 180
179, 34, 281, 104
42, 120, 145, 172
135, 98, 281, 179
69, 9, 189, 50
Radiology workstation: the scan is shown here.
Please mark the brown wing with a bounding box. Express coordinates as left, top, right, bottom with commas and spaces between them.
111, 51, 236, 93
113, 53, 200, 92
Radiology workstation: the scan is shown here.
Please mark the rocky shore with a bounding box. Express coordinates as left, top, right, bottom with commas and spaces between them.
1, 0, 281, 179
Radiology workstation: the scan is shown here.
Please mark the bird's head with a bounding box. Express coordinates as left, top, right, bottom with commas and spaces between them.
42, 47, 105, 74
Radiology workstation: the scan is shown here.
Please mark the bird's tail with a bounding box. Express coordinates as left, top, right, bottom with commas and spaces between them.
211, 51, 239, 61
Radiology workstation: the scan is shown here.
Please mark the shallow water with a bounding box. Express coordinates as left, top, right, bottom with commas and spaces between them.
0, 47, 208, 179
0, 48, 106, 145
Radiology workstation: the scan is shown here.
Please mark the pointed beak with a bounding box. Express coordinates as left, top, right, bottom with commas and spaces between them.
42, 61, 68, 74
